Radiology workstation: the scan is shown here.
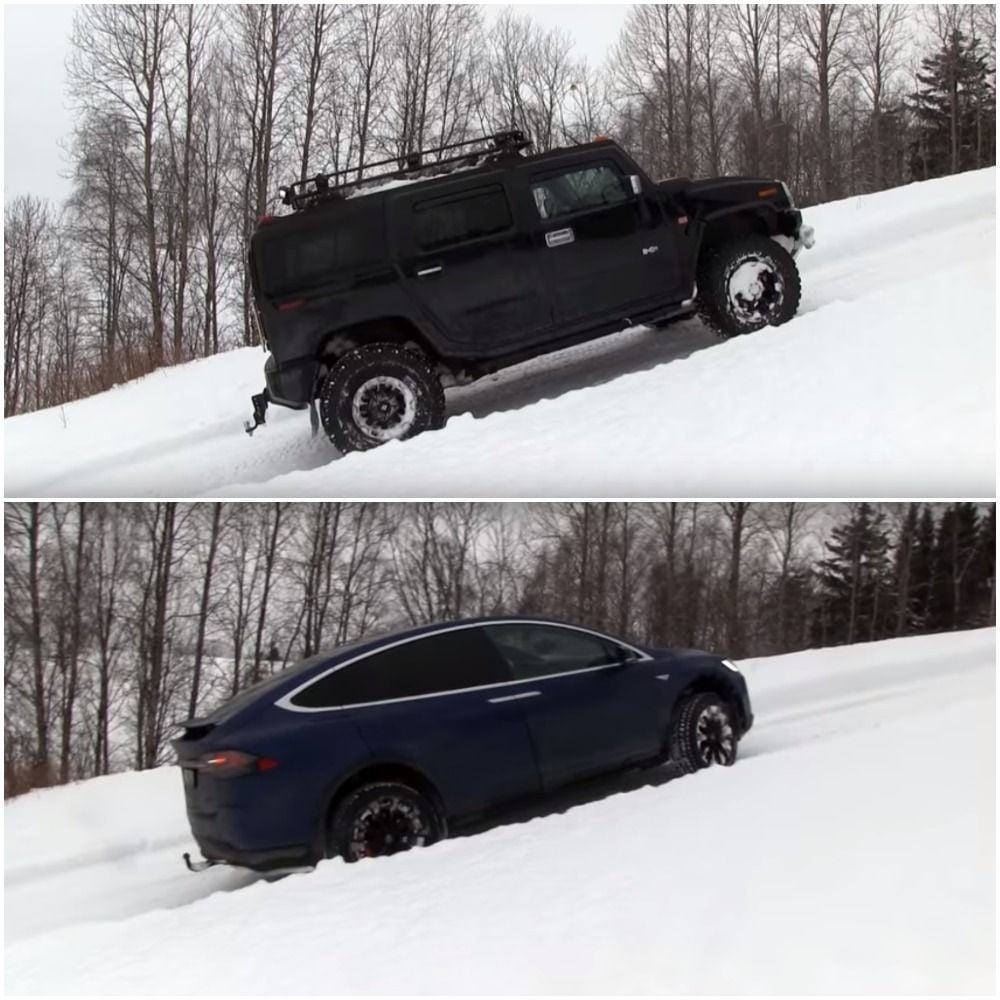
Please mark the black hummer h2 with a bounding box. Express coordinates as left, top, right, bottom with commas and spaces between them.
247, 129, 814, 453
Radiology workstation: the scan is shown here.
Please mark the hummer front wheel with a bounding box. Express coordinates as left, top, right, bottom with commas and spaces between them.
696, 235, 801, 339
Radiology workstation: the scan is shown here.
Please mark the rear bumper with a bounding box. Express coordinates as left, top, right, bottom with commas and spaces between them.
264, 353, 315, 409
191, 829, 316, 872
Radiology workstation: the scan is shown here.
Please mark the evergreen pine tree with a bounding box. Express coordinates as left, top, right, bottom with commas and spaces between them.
909, 29, 997, 179
970, 504, 996, 627
892, 503, 919, 636
908, 505, 938, 632
932, 503, 982, 630
815, 504, 893, 646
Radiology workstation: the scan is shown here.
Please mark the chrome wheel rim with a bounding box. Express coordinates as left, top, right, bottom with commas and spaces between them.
351, 375, 417, 442
349, 795, 431, 860
695, 704, 736, 765
727, 256, 784, 324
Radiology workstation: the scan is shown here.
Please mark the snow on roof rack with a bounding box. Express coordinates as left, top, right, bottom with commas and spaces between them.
277, 129, 533, 212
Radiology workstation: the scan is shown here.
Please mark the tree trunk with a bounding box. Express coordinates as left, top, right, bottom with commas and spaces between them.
27, 504, 50, 779
189, 503, 223, 718
251, 503, 284, 683
59, 503, 87, 782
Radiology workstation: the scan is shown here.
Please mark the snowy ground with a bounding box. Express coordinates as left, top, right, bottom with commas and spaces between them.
4, 168, 995, 498
5, 629, 995, 994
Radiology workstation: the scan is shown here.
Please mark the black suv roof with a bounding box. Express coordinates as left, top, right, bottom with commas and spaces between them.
268, 129, 618, 224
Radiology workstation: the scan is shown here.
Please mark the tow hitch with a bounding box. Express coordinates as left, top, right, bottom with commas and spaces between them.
183, 852, 228, 873
244, 389, 270, 436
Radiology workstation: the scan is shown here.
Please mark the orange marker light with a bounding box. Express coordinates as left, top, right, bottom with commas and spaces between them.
757, 187, 778, 198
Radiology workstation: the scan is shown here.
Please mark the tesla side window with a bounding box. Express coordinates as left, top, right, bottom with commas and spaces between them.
484, 624, 630, 681
289, 627, 510, 708
531, 165, 628, 221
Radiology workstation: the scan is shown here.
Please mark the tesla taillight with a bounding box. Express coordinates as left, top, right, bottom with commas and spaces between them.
199, 751, 277, 777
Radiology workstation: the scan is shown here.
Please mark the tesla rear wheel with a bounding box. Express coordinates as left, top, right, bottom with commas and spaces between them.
328, 781, 445, 863
669, 692, 739, 775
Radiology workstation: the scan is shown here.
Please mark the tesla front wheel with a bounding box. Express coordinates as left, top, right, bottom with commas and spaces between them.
668, 692, 739, 775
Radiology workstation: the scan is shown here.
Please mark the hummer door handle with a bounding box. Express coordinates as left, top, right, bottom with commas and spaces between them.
416, 265, 443, 277
545, 228, 575, 248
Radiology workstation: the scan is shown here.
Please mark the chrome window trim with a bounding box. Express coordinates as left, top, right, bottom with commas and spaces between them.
487, 690, 541, 704
274, 619, 651, 714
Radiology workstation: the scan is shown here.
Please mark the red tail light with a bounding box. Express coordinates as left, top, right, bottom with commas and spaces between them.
199, 750, 278, 776
277, 298, 305, 311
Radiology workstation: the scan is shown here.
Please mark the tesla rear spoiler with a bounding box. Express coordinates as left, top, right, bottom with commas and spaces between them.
171, 715, 219, 747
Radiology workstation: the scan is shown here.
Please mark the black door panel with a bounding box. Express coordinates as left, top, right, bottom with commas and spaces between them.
483, 623, 661, 788
524, 159, 690, 332
392, 183, 551, 351
291, 625, 540, 815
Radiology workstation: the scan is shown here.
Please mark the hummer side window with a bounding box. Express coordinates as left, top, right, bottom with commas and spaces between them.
414, 185, 512, 251
531, 165, 629, 221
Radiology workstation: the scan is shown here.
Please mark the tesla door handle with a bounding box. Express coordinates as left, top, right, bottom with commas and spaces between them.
416, 265, 443, 277
544, 228, 575, 248
487, 690, 541, 704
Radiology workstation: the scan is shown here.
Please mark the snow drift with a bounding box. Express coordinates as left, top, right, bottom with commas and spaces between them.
4, 168, 995, 498
5, 629, 995, 994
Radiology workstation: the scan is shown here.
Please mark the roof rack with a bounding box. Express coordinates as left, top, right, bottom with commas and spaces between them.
278, 129, 533, 212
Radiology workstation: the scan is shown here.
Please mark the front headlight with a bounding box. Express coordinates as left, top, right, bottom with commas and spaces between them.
722, 658, 741, 673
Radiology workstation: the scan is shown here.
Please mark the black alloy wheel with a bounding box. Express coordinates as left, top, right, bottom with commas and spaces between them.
318, 342, 445, 454
669, 692, 740, 775
696, 234, 801, 339
328, 781, 445, 863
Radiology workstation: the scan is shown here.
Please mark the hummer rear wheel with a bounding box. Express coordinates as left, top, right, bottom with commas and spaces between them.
319, 343, 445, 454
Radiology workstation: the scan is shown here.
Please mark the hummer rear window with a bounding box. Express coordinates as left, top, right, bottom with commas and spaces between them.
413, 185, 512, 251
257, 227, 372, 297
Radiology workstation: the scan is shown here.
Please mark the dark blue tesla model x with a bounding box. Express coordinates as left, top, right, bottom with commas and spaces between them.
173, 616, 752, 872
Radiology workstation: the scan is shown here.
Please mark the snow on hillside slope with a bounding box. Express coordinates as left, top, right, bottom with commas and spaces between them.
4, 168, 995, 498
5, 630, 995, 994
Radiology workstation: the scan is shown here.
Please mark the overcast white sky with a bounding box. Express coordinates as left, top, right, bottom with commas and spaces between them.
3, 3, 627, 205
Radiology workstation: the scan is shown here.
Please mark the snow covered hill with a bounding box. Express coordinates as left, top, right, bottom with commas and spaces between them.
4, 168, 996, 498
5, 629, 995, 994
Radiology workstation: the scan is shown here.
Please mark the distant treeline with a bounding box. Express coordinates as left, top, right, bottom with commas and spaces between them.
4, 4, 996, 415
4, 501, 994, 796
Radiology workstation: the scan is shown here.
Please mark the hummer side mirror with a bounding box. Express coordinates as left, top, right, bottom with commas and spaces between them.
628, 174, 642, 196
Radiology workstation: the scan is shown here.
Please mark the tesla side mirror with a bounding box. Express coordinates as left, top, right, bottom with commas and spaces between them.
628, 174, 642, 196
